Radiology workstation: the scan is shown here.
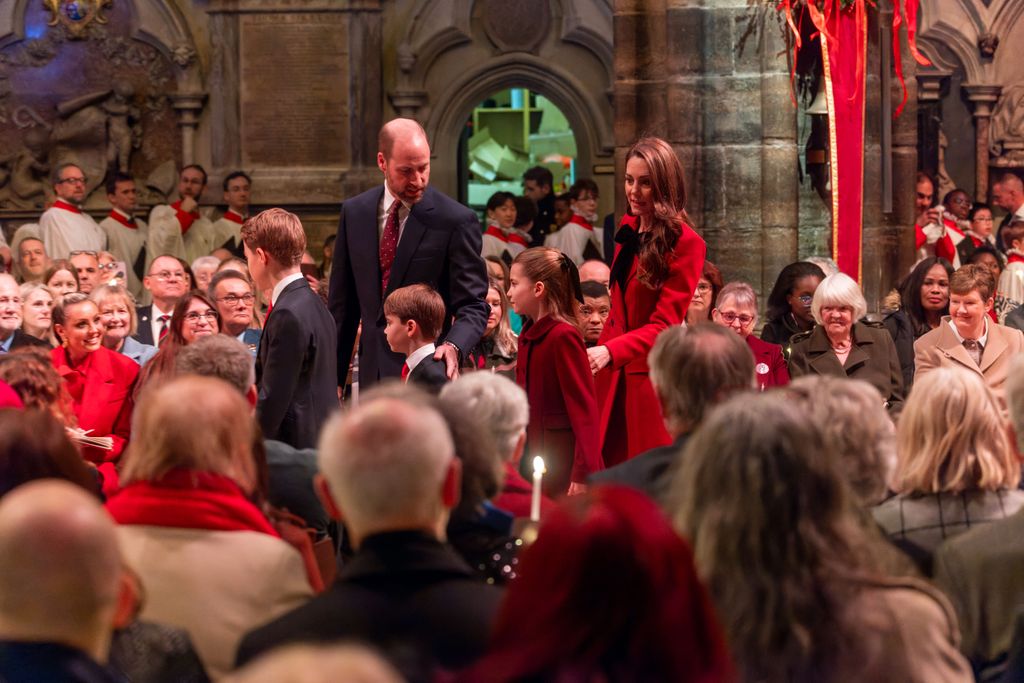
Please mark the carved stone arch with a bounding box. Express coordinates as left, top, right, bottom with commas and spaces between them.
402, 0, 474, 82
918, 25, 983, 83
425, 54, 614, 197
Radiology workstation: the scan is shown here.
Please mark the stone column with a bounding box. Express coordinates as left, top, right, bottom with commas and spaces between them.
963, 84, 1001, 202
170, 93, 207, 166
916, 70, 951, 176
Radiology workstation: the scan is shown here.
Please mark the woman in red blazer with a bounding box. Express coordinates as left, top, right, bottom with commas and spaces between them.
711, 282, 790, 389
589, 138, 706, 466
51, 293, 139, 466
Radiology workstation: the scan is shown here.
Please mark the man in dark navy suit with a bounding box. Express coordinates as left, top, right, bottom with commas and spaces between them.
328, 118, 488, 390
244, 208, 338, 449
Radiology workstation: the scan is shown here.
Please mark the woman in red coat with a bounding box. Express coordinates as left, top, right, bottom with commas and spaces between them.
589, 137, 706, 466
51, 292, 139, 467
711, 281, 790, 389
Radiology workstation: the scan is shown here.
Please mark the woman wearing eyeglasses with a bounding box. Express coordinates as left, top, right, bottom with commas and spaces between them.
788, 273, 904, 414
135, 290, 221, 394
50, 292, 139, 475
712, 281, 789, 389
684, 260, 723, 326
90, 284, 157, 367
761, 261, 826, 359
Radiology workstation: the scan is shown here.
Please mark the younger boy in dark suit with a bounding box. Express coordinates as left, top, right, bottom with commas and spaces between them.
383, 284, 448, 394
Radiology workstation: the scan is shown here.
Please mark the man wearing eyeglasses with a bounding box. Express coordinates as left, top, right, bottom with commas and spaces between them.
148, 165, 215, 264
38, 163, 107, 260
0, 274, 50, 353
134, 255, 189, 346
209, 269, 260, 355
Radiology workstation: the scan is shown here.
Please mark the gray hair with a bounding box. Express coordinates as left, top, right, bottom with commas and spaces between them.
787, 376, 895, 505
440, 372, 528, 461
648, 324, 755, 434
51, 162, 82, 186
89, 284, 138, 336
174, 334, 256, 394
716, 281, 757, 310
318, 397, 454, 532
191, 255, 220, 273
811, 272, 868, 325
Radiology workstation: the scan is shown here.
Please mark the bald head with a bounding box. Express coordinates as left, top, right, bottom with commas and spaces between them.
377, 119, 431, 205
318, 396, 455, 543
993, 173, 1024, 213
0, 480, 121, 657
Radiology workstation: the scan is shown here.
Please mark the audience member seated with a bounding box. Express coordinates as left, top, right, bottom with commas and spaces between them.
683, 259, 722, 326
191, 255, 220, 292
0, 274, 49, 353
464, 278, 517, 377
225, 644, 402, 683
0, 347, 76, 426
13, 233, 48, 284
0, 409, 98, 498
589, 324, 754, 502
135, 254, 191, 346
760, 261, 826, 356
786, 376, 895, 507
107, 376, 312, 679
580, 280, 610, 348
578, 259, 610, 288
51, 292, 138, 468
0, 480, 128, 683
44, 259, 80, 297
236, 394, 503, 679
788, 272, 904, 412
914, 264, 1024, 410
458, 486, 733, 682
209, 269, 260, 354
175, 334, 332, 546
69, 250, 101, 295
932, 356, 1024, 680
872, 366, 1024, 574
136, 290, 221, 393
18, 282, 55, 347
882, 256, 953, 391
383, 284, 449, 394
670, 393, 972, 682
91, 284, 157, 367
711, 281, 789, 388
440, 372, 552, 521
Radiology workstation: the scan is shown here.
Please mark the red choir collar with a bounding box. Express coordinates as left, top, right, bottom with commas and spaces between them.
224, 209, 246, 224
508, 232, 530, 247
106, 209, 136, 228
53, 199, 81, 214
172, 199, 200, 218
106, 469, 279, 537
1007, 250, 1024, 265
569, 213, 594, 231
484, 225, 509, 241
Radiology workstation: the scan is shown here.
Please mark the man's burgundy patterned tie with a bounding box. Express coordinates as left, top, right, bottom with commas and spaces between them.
380, 202, 401, 293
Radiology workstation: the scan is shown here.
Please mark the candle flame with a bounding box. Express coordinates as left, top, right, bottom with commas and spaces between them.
532, 456, 546, 475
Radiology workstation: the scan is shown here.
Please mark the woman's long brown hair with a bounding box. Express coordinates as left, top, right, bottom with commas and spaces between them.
626, 137, 692, 289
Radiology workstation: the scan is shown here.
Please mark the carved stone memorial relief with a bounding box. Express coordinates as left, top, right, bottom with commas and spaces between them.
0, 2, 179, 210
239, 12, 350, 168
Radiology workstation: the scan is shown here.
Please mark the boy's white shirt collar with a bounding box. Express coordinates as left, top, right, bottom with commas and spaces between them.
405, 342, 436, 373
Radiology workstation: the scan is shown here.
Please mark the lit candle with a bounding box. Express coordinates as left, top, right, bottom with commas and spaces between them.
530, 456, 546, 522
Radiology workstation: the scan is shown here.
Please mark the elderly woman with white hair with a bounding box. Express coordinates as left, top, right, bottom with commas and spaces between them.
440, 371, 553, 520
788, 272, 904, 412
712, 281, 789, 388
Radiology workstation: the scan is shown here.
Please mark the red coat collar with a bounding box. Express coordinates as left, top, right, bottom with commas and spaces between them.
53, 199, 81, 214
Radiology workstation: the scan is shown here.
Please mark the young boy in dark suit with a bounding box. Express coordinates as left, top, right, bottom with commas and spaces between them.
383, 284, 449, 394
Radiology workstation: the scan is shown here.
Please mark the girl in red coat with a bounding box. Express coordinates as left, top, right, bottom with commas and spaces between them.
589, 137, 706, 466
508, 247, 603, 496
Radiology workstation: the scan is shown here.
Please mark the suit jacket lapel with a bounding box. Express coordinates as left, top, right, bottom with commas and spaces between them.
936, 323, 982, 371
351, 189, 385, 309
383, 192, 432, 303
980, 324, 1008, 373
